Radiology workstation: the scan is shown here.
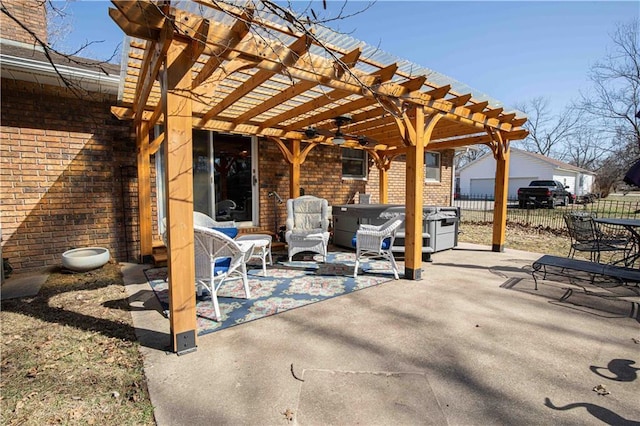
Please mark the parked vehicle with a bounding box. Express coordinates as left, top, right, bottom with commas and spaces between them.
517, 180, 572, 209
576, 193, 598, 204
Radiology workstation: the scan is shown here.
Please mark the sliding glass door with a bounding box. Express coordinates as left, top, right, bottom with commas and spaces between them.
210, 132, 255, 222
158, 129, 257, 231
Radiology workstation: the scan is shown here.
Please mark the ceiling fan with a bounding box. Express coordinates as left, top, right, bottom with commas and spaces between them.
301, 115, 376, 146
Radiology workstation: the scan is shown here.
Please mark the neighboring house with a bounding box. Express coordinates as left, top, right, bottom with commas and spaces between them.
0, 0, 458, 274
457, 148, 595, 199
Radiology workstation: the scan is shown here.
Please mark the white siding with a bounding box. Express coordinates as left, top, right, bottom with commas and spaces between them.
459, 154, 496, 195
576, 174, 594, 196
553, 175, 575, 195
460, 151, 553, 197
470, 177, 538, 199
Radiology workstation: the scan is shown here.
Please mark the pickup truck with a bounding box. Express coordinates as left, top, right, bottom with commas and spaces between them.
517, 180, 573, 209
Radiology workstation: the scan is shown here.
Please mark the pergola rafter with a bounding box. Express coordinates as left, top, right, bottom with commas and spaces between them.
109, 0, 528, 353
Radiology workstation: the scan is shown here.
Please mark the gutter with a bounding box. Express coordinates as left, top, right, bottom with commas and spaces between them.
0, 53, 120, 95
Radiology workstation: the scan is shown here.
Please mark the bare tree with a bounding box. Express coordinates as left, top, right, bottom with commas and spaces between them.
45, 0, 71, 48
593, 130, 640, 196
579, 19, 640, 152
454, 146, 489, 169
573, 19, 640, 193
562, 126, 606, 170
515, 97, 582, 159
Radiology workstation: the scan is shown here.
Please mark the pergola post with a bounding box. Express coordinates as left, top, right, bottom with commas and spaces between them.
403, 108, 444, 279
404, 107, 425, 280
289, 139, 301, 198
492, 135, 510, 252
162, 37, 197, 354
136, 120, 153, 263
379, 167, 388, 204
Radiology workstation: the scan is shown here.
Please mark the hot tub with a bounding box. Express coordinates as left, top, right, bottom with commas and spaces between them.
332, 204, 460, 261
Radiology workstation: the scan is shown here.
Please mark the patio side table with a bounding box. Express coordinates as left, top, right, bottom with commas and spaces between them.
236, 234, 273, 276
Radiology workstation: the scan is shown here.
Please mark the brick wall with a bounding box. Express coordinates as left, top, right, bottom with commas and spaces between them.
366, 149, 454, 205
256, 140, 366, 235
0, 0, 48, 45
252, 142, 453, 237
1, 79, 137, 272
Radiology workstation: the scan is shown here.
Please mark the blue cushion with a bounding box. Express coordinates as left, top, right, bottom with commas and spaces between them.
212, 227, 238, 239
352, 235, 392, 250
214, 257, 232, 275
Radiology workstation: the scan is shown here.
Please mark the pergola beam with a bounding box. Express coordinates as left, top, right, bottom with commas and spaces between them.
192, 9, 254, 88
258, 48, 367, 129
134, 25, 173, 122
199, 34, 311, 126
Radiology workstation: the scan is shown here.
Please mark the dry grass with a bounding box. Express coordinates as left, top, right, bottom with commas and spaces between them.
458, 222, 572, 257
0, 262, 154, 425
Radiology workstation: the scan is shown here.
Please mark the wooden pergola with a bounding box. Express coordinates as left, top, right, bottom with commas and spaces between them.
110, 0, 528, 353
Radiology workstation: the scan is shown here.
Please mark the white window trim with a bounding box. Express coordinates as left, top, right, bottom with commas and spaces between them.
341, 148, 368, 180
424, 151, 441, 182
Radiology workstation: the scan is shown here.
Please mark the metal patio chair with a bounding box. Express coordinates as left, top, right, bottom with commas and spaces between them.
563, 212, 631, 264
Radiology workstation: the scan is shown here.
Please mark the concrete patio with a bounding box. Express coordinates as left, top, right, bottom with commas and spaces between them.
123, 243, 640, 425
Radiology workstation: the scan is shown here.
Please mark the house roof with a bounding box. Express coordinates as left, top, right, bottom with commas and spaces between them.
512, 148, 595, 174
110, 0, 528, 153
457, 147, 595, 175
0, 38, 120, 94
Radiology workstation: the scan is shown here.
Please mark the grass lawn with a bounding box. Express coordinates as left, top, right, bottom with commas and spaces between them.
1, 262, 154, 425
458, 222, 571, 257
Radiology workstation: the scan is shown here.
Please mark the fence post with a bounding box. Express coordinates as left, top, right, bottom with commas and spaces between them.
484, 195, 488, 222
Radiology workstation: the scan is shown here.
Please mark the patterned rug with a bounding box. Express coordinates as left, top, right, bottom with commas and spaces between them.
144, 252, 401, 335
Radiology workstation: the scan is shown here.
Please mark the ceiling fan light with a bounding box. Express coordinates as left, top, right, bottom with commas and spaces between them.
333, 135, 346, 145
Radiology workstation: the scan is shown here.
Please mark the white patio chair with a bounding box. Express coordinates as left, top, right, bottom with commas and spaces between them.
215, 199, 237, 221
353, 215, 405, 279
193, 225, 254, 321
285, 195, 330, 262
193, 211, 236, 229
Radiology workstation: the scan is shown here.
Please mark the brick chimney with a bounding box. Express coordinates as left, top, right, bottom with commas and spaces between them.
1, 0, 48, 45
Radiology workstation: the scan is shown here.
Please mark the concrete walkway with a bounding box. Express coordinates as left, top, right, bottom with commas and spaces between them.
122, 243, 640, 425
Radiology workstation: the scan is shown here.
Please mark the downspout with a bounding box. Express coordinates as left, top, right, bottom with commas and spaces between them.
451, 151, 456, 206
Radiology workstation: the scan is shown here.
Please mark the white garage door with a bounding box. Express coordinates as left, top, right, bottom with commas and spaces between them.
470, 177, 537, 199
470, 179, 495, 197
509, 178, 537, 199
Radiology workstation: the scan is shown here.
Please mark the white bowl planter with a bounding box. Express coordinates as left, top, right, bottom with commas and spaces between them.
62, 247, 110, 272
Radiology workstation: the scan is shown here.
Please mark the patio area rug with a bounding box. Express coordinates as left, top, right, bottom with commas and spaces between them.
144, 252, 401, 336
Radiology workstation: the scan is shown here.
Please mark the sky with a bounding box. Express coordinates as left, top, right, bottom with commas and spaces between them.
50, 1, 639, 116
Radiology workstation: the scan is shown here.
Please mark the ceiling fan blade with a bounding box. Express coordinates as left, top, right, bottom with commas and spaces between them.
341, 133, 376, 146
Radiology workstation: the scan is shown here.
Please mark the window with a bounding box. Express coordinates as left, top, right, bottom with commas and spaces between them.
342, 148, 367, 179
425, 151, 441, 182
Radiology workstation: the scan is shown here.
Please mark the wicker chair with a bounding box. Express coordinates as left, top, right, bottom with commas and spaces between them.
193, 225, 254, 321
285, 195, 330, 262
353, 215, 404, 279
193, 211, 235, 228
